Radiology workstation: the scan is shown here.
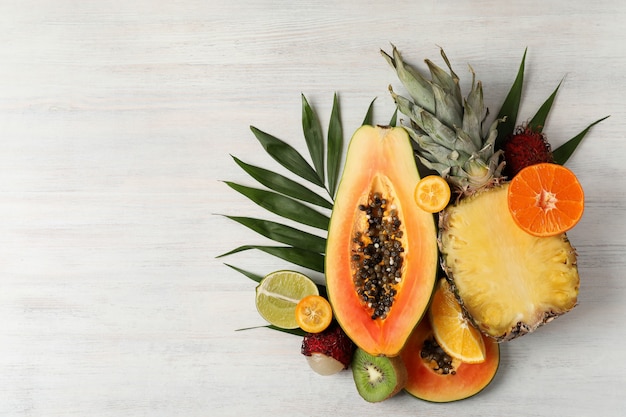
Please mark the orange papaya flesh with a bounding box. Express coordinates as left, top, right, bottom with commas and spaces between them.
325, 125, 438, 357
401, 318, 500, 402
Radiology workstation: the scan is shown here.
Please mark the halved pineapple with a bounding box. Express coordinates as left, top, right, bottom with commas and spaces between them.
439, 184, 579, 341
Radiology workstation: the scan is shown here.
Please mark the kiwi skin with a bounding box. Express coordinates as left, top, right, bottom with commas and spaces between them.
351, 348, 408, 402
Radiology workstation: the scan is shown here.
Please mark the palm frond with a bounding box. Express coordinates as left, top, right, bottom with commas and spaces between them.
362, 97, 376, 126
495, 48, 526, 149
529, 79, 562, 132
495, 49, 607, 164
218, 245, 324, 273
231, 156, 333, 209
250, 126, 324, 188
224, 181, 330, 230
222, 215, 326, 253
301, 94, 326, 185
327, 93, 343, 198
223, 263, 264, 283
553, 116, 610, 165
222, 95, 375, 283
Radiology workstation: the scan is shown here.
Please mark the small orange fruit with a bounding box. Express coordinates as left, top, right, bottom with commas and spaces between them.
295, 295, 333, 333
414, 175, 451, 213
429, 280, 486, 364
507, 163, 584, 237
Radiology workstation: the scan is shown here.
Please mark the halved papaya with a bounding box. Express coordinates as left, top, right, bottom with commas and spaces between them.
400, 318, 500, 402
325, 125, 438, 357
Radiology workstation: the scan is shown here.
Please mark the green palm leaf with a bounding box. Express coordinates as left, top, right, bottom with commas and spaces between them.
362, 98, 376, 126
231, 156, 333, 209
327, 93, 343, 198
218, 245, 325, 273
224, 263, 327, 299
222, 215, 326, 253
224, 263, 264, 283
302, 94, 325, 185
495, 49, 607, 163
250, 126, 324, 187
389, 107, 398, 127
224, 182, 330, 230
529, 79, 562, 132
223, 95, 375, 294
495, 48, 527, 150
553, 116, 610, 165
236, 325, 307, 337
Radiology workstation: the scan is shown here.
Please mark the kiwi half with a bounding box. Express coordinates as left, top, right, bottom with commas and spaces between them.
351, 348, 408, 402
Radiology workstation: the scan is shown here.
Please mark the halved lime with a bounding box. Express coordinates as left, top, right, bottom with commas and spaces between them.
255, 270, 319, 329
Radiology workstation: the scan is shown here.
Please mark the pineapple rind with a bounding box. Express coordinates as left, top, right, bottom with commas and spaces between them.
384, 46, 581, 341
439, 184, 579, 341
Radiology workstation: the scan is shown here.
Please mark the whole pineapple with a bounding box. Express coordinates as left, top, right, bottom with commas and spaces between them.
382, 45, 579, 341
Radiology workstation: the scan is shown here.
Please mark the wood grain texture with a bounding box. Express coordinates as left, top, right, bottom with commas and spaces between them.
1, 0, 624, 415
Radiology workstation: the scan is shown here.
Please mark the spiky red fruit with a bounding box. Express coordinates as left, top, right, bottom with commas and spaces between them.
503, 125, 554, 178
301, 322, 356, 370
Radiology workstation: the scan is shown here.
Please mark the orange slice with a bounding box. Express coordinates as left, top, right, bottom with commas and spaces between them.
429, 280, 486, 364
507, 163, 584, 237
414, 175, 451, 213
295, 295, 333, 333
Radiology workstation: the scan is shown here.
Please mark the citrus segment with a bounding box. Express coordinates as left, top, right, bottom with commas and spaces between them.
255, 270, 319, 329
429, 280, 486, 364
414, 175, 451, 213
295, 295, 333, 333
507, 163, 584, 237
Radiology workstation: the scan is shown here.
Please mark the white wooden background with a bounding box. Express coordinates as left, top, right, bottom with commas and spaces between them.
1, 1, 624, 416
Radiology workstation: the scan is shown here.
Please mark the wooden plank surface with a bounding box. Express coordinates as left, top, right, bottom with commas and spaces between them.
1, 0, 624, 415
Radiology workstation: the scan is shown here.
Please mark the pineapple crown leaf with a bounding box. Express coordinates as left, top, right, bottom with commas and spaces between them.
431, 81, 463, 128
463, 69, 487, 149
381, 45, 436, 113
426, 53, 462, 109
390, 85, 476, 158
386, 46, 502, 192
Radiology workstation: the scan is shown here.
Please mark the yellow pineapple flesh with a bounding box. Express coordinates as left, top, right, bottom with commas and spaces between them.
439, 184, 579, 340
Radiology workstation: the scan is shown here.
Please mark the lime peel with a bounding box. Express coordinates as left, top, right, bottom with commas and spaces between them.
255, 270, 319, 329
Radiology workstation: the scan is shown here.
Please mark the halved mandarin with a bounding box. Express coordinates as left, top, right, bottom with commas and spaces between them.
414, 175, 451, 213
295, 295, 333, 333
429, 280, 486, 364
507, 163, 584, 237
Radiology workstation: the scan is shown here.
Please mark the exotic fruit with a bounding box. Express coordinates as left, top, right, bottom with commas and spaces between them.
384, 46, 581, 341
503, 125, 554, 177
400, 318, 500, 402
325, 125, 439, 357
301, 322, 356, 376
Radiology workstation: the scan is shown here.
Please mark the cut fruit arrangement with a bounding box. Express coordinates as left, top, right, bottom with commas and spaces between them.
219, 46, 608, 403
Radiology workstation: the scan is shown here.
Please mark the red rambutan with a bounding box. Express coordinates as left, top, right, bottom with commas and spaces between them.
301, 322, 356, 375
503, 125, 554, 178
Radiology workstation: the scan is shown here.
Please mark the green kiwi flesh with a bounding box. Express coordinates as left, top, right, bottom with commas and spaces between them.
351, 348, 408, 402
